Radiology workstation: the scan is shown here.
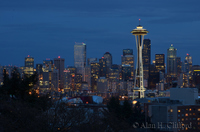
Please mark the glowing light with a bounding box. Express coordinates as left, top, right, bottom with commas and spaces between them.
58, 56, 60, 58
28, 55, 30, 57
132, 100, 137, 104
102, 57, 104, 59
187, 53, 189, 56
194, 70, 200, 72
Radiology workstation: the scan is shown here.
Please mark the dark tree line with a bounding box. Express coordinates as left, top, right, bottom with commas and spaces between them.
104, 97, 152, 131
0, 68, 153, 132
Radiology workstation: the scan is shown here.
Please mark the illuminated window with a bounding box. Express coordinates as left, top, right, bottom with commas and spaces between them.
186, 127, 188, 130
189, 108, 192, 111
198, 109, 200, 111
198, 122, 200, 125
193, 113, 196, 115
197, 118, 200, 121
178, 110, 181, 112
185, 113, 188, 116
182, 118, 184, 121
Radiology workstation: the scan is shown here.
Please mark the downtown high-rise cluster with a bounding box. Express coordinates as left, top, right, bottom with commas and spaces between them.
0, 40, 200, 99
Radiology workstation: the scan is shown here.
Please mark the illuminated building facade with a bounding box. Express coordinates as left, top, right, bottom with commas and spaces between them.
74, 42, 86, 76
99, 57, 107, 77
121, 49, 134, 79
103, 52, 112, 68
185, 54, 192, 73
87, 58, 97, 66
176, 57, 182, 78
155, 54, 165, 74
54, 56, 65, 89
149, 64, 159, 89
97, 77, 108, 93
84, 66, 91, 90
109, 64, 119, 82
75, 74, 82, 92
123, 49, 133, 56
90, 62, 100, 92
24, 55, 34, 76
25, 55, 34, 67
43, 59, 53, 67
192, 65, 200, 87
167, 44, 177, 78
142, 39, 151, 80
121, 64, 132, 81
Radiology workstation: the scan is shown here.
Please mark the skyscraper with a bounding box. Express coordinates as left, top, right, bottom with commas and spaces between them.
167, 44, 177, 77
176, 57, 182, 77
121, 49, 134, 79
142, 39, 151, 80
103, 52, 112, 69
74, 42, 86, 76
24, 55, 34, 76
54, 56, 65, 89
185, 53, 192, 73
155, 54, 165, 74
99, 57, 107, 77
90, 62, 100, 92
25, 55, 34, 67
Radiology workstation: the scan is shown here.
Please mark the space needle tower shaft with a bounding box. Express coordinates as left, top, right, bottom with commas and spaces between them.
131, 19, 148, 99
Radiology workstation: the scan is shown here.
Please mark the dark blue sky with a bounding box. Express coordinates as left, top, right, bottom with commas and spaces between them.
1, 0, 200, 67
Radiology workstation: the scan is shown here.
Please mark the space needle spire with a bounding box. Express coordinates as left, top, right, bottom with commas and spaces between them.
131, 19, 148, 99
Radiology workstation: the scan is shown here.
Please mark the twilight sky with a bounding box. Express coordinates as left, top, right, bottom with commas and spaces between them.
1, 0, 200, 67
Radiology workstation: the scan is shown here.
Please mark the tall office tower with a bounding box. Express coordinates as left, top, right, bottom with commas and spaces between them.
25, 55, 34, 67
142, 39, 151, 80
74, 42, 86, 76
185, 53, 192, 73
121, 64, 132, 81
103, 52, 112, 68
121, 49, 134, 79
97, 77, 108, 93
36, 64, 43, 86
43, 59, 53, 67
66, 66, 77, 91
167, 44, 177, 78
182, 60, 189, 73
54, 56, 65, 89
109, 64, 119, 82
90, 62, 100, 92
185, 54, 193, 87
75, 74, 82, 92
155, 54, 165, 74
149, 64, 159, 89
84, 66, 91, 90
87, 58, 97, 66
36, 64, 43, 74
99, 57, 107, 77
176, 57, 182, 77
131, 21, 148, 99
24, 55, 34, 76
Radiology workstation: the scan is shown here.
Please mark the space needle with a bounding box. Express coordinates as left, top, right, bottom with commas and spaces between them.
131, 19, 148, 99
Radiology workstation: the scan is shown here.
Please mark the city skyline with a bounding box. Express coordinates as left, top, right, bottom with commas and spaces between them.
1, 0, 200, 66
